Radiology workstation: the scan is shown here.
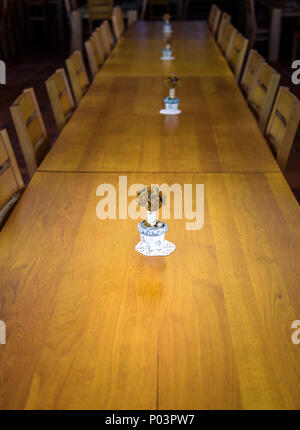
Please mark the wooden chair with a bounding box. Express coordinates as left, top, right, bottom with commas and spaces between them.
112, 6, 125, 41
226, 32, 249, 82
46, 68, 75, 132
208, 4, 221, 37
245, 0, 269, 50
10, 88, 50, 178
265, 87, 300, 171
64, 0, 84, 54
0, 128, 24, 230
87, 0, 113, 33
66, 50, 90, 104
95, 24, 110, 56
25, 0, 47, 40
240, 49, 265, 100
208, 4, 217, 30
93, 28, 106, 62
220, 23, 237, 57
217, 12, 231, 47
127, 9, 138, 28
85, 33, 104, 78
248, 62, 280, 133
103, 19, 114, 49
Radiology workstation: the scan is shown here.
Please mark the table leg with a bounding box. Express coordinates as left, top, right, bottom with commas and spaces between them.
268, 8, 282, 63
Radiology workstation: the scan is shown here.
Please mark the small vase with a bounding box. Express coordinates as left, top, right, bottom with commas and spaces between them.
164, 96, 180, 113
163, 23, 172, 33
162, 48, 173, 59
137, 219, 168, 252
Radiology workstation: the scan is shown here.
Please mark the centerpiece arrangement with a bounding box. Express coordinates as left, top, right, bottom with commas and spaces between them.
160, 74, 182, 115
162, 13, 172, 33
135, 185, 176, 257
161, 34, 174, 60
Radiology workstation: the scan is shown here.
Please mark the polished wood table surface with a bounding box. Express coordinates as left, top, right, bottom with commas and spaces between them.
126, 21, 213, 40
0, 171, 300, 409
101, 38, 231, 77
39, 77, 279, 173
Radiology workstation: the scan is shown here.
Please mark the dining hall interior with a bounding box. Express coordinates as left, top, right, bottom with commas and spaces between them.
0, 0, 300, 411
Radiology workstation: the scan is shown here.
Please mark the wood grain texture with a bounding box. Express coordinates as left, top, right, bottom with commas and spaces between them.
125, 21, 218, 41
39, 77, 279, 173
0, 171, 300, 410
100, 37, 231, 77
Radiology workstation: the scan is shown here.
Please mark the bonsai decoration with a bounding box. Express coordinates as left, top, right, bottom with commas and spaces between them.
160, 74, 182, 115
162, 13, 172, 33
161, 34, 174, 60
135, 185, 176, 257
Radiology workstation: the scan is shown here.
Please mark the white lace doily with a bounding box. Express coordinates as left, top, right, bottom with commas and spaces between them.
135, 240, 176, 256
159, 109, 181, 115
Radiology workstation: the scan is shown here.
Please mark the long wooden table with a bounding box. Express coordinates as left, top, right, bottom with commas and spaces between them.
1, 20, 300, 411
100, 38, 231, 77
39, 77, 279, 173
125, 21, 214, 40
0, 171, 300, 410
100, 22, 230, 78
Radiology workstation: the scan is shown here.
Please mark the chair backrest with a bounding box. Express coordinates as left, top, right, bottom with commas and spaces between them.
112, 6, 125, 40
103, 20, 114, 48
226, 32, 249, 81
93, 28, 106, 62
87, 0, 113, 21
96, 23, 110, 55
208, 4, 221, 36
112, 11, 121, 40
240, 49, 265, 99
0, 129, 24, 229
116, 6, 125, 33
220, 23, 237, 57
265, 87, 300, 171
66, 50, 89, 104
64, 0, 77, 18
46, 68, 75, 132
248, 62, 280, 133
127, 10, 138, 27
245, 0, 257, 50
208, 4, 217, 29
95, 24, 109, 56
10, 88, 49, 178
217, 12, 231, 45
85, 33, 103, 78
212, 7, 221, 37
